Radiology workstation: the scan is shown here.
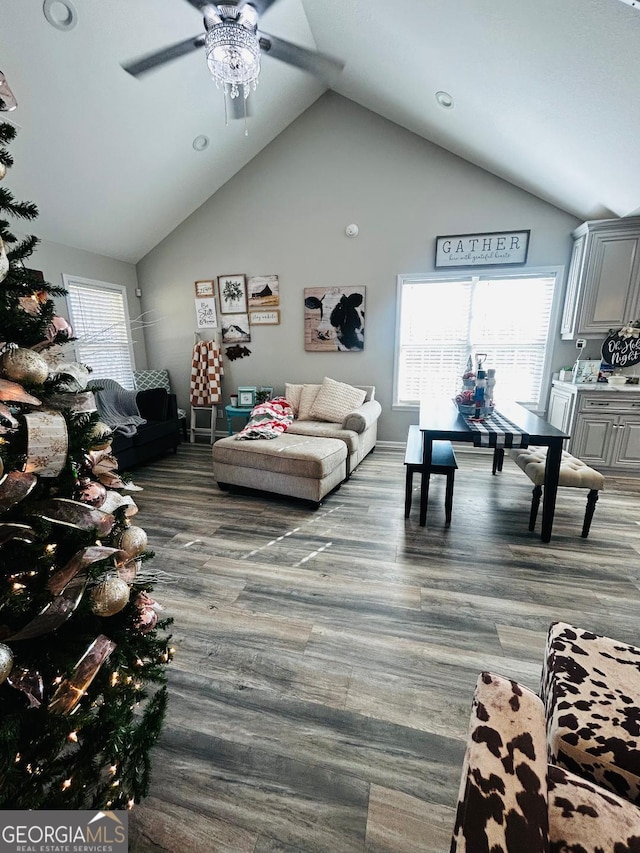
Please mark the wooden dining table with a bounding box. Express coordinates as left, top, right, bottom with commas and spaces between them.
418, 400, 569, 541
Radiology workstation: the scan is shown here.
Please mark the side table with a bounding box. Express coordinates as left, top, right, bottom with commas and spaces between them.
225, 405, 253, 435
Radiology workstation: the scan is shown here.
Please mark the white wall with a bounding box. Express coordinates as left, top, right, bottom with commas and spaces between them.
32, 238, 146, 371
137, 92, 580, 441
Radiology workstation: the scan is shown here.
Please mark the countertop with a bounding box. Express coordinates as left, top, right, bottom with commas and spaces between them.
552, 379, 640, 393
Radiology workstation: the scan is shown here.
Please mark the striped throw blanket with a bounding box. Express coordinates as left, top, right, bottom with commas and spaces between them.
235, 397, 293, 440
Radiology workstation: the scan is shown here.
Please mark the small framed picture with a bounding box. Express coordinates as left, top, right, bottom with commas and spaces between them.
249, 309, 280, 325
572, 360, 601, 384
247, 275, 279, 308
194, 298, 218, 329
194, 280, 215, 298
256, 386, 274, 403
237, 386, 257, 407
221, 313, 251, 344
218, 274, 247, 314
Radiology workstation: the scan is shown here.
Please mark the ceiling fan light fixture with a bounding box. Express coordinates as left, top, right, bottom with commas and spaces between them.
205, 23, 260, 100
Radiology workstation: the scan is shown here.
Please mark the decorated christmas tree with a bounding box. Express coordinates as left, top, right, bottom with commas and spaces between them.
0, 121, 172, 809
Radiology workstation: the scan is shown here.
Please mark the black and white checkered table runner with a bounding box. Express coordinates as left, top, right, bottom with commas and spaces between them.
464, 411, 530, 448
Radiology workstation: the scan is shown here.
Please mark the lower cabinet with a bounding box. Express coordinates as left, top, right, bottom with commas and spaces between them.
548, 382, 640, 472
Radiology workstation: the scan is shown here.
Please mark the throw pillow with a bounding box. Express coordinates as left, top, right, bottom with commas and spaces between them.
297, 384, 322, 420
285, 383, 304, 417
308, 377, 366, 423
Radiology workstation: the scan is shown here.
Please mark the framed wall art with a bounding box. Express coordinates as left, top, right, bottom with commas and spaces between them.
194, 279, 215, 298
247, 275, 279, 308
194, 298, 218, 329
304, 286, 365, 352
435, 230, 530, 268
218, 274, 247, 314
249, 309, 280, 325
221, 313, 251, 344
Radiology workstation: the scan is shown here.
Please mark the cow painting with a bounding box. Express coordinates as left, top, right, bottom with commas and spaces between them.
304, 286, 366, 352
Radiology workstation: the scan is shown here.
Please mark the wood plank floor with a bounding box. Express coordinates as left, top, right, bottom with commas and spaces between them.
127, 443, 640, 852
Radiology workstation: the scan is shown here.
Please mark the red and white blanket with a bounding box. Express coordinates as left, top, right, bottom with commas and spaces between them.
235, 397, 293, 440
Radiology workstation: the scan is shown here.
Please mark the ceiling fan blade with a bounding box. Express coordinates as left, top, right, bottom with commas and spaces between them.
258, 33, 344, 85
242, 0, 280, 14
122, 34, 206, 77
182, 0, 217, 11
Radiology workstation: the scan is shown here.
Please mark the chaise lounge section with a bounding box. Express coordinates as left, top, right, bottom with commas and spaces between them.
212, 379, 381, 504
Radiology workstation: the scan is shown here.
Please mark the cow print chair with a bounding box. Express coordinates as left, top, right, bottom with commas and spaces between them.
451, 671, 640, 852
541, 621, 640, 806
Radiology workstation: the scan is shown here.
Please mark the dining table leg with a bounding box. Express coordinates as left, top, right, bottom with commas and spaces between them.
541, 439, 563, 542
419, 433, 433, 527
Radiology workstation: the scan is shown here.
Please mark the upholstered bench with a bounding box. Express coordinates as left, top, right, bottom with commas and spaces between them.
541, 621, 640, 807
509, 446, 605, 537
404, 425, 457, 523
212, 433, 348, 505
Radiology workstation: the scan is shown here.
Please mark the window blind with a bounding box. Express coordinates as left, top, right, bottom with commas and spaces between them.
396, 272, 557, 407
64, 277, 135, 389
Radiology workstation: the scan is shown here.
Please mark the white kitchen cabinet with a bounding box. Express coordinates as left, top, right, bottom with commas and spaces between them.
561, 216, 640, 340
548, 381, 640, 471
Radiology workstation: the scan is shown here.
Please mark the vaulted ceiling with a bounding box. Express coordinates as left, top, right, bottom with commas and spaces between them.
2, 0, 639, 264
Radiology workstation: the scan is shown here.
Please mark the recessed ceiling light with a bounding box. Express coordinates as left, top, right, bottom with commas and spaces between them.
192, 135, 210, 152
43, 0, 78, 31
435, 91, 454, 109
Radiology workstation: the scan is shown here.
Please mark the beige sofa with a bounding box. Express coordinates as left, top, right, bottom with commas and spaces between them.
212, 381, 382, 504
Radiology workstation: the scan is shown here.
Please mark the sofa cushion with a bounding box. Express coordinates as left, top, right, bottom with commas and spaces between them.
343, 399, 383, 433
284, 383, 304, 417
548, 765, 640, 852
137, 387, 169, 421
297, 384, 322, 420
309, 377, 366, 423
286, 420, 360, 454
213, 434, 347, 479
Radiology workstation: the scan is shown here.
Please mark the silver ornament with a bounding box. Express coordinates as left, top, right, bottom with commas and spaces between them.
0, 642, 14, 684
0, 347, 49, 384
119, 525, 148, 557
90, 578, 130, 617
0, 161, 6, 181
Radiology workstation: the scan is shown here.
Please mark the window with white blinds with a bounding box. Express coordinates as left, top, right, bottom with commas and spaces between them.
394, 270, 559, 408
64, 276, 135, 389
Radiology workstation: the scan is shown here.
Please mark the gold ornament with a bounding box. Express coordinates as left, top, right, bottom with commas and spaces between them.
119, 525, 147, 557
0, 347, 49, 385
0, 161, 6, 181
90, 578, 130, 617
0, 643, 14, 684
88, 421, 113, 451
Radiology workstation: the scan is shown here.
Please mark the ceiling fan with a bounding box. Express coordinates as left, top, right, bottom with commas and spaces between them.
122, 0, 344, 122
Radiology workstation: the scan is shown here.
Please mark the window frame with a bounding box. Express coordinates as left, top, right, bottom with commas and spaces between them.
393, 265, 565, 413
63, 274, 136, 389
